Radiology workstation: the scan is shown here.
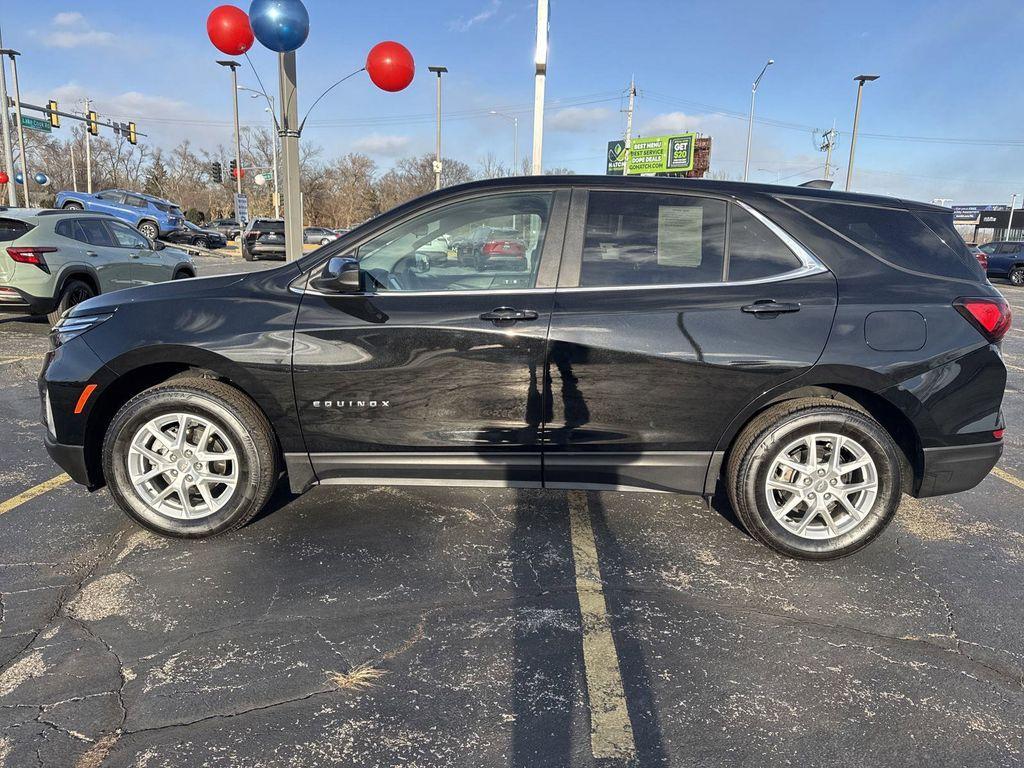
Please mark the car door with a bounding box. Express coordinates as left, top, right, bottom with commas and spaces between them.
292, 188, 569, 487
74, 218, 134, 292
89, 191, 126, 217
543, 188, 838, 494
993, 243, 1021, 276
105, 220, 164, 285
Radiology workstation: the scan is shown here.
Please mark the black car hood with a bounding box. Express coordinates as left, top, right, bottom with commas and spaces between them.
68, 273, 248, 317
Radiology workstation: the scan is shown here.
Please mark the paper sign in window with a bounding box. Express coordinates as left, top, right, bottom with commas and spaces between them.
657, 206, 703, 267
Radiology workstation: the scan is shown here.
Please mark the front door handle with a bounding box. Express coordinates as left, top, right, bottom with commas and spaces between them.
741, 300, 801, 315
479, 307, 540, 325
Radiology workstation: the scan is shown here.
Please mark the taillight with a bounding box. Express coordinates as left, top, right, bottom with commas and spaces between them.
976, 253, 988, 271
7, 246, 56, 272
954, 297, 1013, 343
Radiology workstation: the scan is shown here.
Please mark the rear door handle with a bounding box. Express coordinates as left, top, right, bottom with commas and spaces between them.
741, 300, 801, 315
85, 250, 98, 258
479, 307, 540, 325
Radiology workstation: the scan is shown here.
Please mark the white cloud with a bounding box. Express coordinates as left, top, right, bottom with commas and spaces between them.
548, 107, 614, 133
53, 11, 84, 26
351, 134, 413, 157
449, 0, 502, 32
42, 12, 117, 49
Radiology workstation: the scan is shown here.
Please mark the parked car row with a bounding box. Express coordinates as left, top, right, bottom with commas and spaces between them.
0, 208, 195, 324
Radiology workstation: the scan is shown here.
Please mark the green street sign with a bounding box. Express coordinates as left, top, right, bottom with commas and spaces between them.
624, 133, 696, 175
20, 114, 52, 134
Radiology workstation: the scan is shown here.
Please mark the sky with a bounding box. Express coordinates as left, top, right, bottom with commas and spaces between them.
2, 0, 1023, 205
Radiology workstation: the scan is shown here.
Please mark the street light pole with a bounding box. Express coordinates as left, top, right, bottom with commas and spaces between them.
845, 74, 879, 192
1, 49, 30, 206
428, 66, 447, 190
1007, 193, 1018, 241
743, 58, 773, 182
218, 60, 243, 201
278, 51, 302, 262
267, 106, 280, 218
532, 0, 549, 175
82, 98, 92, 194
0, 31, 17, 206
489, 111, 519, 172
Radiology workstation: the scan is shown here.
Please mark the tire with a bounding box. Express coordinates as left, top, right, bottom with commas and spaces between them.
320, 238, 331, 246
138, 220, 159, 240
726, 398, 903, 561
194, 237, 209, 249
1009, 266, 1024, 287
61, 201, 84, 210
172, 270, 193, 280
242, 248, 254, 262
47, 278, 95, 326
102, 378, 279, 538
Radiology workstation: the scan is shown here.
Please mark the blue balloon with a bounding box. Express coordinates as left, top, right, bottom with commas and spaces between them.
13, 172, 23, 185
34, 172, 49, 186
249, 0, 309, 53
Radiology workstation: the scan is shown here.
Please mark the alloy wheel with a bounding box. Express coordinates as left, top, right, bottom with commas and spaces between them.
764, 432, 878, 540
127, 412, 239, 520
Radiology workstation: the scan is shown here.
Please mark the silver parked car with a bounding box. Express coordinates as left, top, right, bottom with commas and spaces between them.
0, 209, 195, 324
303, 226, 339, 245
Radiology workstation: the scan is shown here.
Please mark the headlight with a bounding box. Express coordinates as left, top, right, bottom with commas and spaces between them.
51, 312, 115, 348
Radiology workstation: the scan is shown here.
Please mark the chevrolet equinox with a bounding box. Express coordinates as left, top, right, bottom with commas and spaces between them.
39, 177, 1010, 560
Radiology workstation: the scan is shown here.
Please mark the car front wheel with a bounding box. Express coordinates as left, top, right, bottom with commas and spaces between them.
726, 398, 902, 560
1009, 266, 1024, 286
61, 201, 84, 210
102, 378, 279, 538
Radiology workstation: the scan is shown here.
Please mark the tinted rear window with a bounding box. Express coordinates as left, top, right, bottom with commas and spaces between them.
790, 199, 982, 281
0, 217, 33, 243
254, 220, 285, 233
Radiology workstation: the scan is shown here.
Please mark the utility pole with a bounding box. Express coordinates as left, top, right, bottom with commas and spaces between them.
1007, 193, 1018, 241
621, 76, 637, 176
818, 121, 838, 180
428, 66, 447, 190
278, 51, 302, 262
744, 58, 774, 182
217, 61, 243, 199
531, 0, 549, 175
1, 48, 30, 206
0, 29, 17, 206
82, 98, 92, 194
846, 74, 879, 192
70, 131, 78, 192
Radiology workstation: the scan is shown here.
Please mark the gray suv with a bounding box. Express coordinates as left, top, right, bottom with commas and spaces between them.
0, 209, 195, 324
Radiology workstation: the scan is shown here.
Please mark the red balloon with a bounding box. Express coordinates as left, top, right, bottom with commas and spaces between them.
207, 5, 254, 55
366, 42, 415, 92
0, 171, 8, 184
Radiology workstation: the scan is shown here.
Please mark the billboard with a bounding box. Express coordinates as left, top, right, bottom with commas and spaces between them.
606, 140, 626, 175
606, 134, 698, 175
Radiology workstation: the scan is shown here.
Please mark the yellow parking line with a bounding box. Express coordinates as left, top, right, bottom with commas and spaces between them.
992, 467, 1024, 492
0, 474, 70, 517
567, 490, 637, 762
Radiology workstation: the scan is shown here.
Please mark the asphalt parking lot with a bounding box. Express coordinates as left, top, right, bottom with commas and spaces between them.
2, 256, 1024, 767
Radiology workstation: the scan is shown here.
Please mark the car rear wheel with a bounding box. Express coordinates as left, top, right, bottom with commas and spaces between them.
47, 278, 95, 325
193, 237, 209, 249
61, 201, 83, 210
102, 378, 279, 538
138, 221, 159, 240
726, 398, 902, 560
320, 238, 331, 246
1009, 266, 1024, 286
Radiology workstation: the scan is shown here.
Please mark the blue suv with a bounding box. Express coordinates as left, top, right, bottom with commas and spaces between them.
54, 189, 184, 240
978, 241, 1024, 286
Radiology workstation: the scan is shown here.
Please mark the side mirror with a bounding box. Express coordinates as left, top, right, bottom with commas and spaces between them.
152, 239, 166, 251
310, 256, 361, 294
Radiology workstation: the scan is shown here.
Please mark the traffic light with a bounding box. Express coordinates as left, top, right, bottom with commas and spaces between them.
86, 110, 99, 136
229, 159, 237, 178
47, 100, 59, 129
127, 122, 137, 145
211, 162, 223, 183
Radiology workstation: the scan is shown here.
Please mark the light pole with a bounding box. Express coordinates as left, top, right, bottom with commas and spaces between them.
0, 30, 17, 206
1007, 193, 1018, 241
845, 74, 879, 192
218, 60, 243, 202
82, 98, 92, 194
428, 66, 447, 190
0, 48, 30, 206
532, 0, 549, 175
489, 110, 519, 172
743, 58, 773, 182
239, 86, 281, 218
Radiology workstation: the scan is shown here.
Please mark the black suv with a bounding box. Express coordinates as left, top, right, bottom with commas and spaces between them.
39, 177, 1010, 560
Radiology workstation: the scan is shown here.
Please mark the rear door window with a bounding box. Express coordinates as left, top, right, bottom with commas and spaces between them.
581, 191, 726, 287
78, 219, 116, 247
123, 195, 148, 208
789, 199, 982, 281
727, 206, 802, 281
